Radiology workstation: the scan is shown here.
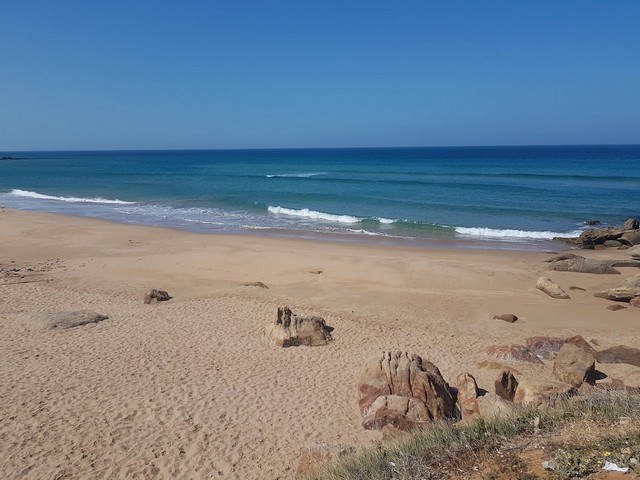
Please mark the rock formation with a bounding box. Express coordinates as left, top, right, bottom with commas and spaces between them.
493, 313, 518, 323
545, 255, 639, 274
536, 277, 570, 299
456, 372, 480, 419
513, 380, 574, 406
552, 344, 596, 388
596, 346, 640, 368
357, 351, 456, 430
525, 335, 595, 360
594, 273, 640, 302
265, 306, 333, 347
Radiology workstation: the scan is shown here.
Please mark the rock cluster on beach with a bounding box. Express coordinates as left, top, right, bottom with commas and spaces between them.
556, 217, 640, 248
265, 306, 333, 347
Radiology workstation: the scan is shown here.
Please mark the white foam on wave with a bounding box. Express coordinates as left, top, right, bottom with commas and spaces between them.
377, 217, 395, 224
10, 189, 135, 205
266, 172, 326, 178
455, 226, 583, 240
267, 205, 360, 224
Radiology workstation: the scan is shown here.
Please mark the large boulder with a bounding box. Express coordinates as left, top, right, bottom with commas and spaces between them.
552, 344, 596, 388
596, 346, 640, 368
536, 277, 570, 299
513, 380, 574, 406
629, 245, 640, 259
265, 306, 333, 347
483, 344, 543, 364
495, 370, 518, 401
545, 255, 638, 274
594, 273, 640, 302
32, 310, 109, 330
621, 230, 640, 246
622, 218, 639, 230
456, 372, 480, 420
578, 227, 624, 246
525, 335, 595, 360
357, 351, 456, 431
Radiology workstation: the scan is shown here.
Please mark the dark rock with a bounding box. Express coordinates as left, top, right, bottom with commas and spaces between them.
552, 344, 596, 388
495, 370, 518, 401
33, 310, 109, 330
493, 313, 518, 323
525, 335, 595, 360
585, 219, 602, 226
265, 306, 333, 347
579, 227, 624, 245
357, 351, 456, 431
622, 218, 639, 230
596, 346, 640, 368
569, 286, 587, 291
241, 281, 269, 288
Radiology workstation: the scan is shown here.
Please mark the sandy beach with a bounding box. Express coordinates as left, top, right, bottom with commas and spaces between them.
1, 208, 639, 479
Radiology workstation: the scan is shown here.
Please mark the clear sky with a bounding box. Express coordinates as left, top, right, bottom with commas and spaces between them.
1, 1, 639, 150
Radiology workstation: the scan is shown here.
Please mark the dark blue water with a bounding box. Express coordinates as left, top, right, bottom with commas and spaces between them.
1, 145, 639, 249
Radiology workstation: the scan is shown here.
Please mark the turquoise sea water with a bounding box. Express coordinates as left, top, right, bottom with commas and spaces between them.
1, 145, 639, 250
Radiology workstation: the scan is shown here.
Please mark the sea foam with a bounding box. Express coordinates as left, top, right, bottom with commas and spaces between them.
455, 226, 583, 240
10, 189, 135, 205
267, 206, 360, 224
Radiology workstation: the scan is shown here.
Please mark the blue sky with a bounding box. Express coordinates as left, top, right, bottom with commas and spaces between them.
1, 1, 639, 150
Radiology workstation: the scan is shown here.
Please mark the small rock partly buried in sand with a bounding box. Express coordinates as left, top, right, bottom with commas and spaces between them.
309, 270, 323, 275
536, 277, 570, 299
265, 306, 333, 347
606, 304, 626, 311
544, 255, 635, 274
357, 351, 456, 431
241, 281, 269, 289
569, 286, 586, 291
33, 310, 109, 330
493, 313, 518, 323
143, 289, 172, 304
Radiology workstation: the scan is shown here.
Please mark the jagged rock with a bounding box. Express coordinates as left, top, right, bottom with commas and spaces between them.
456, 372, 480, 419
477, 393, 515, 420
493, 313, 518, 323
594, 273, 640, 302
495, 370, 518, 401
536, 277, 570, 299
33, 310, 109, 330
607, 304, 626, 311
579, 227, 624, 245
552, 344, 596, 388
596, 346, 640, 368
621, 230, 640, 246
296, 443, 355, 476
623, 218, 639, 230
631, 297, 640, 308
585, 219, 602, 226
525, 335, 595, 360
357, 351, 456, 431
265, 306, 332, 347
513, 380, 574, 406
143, 289, 172, 304
483, 345, 543, 364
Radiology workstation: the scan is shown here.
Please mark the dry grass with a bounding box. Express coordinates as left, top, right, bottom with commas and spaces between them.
303, 389, 640, 480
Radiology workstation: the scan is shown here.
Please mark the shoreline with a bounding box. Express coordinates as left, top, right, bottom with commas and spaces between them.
2, 207, 639, 479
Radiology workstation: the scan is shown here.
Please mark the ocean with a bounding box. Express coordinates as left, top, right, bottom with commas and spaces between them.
1, 145, 639, 250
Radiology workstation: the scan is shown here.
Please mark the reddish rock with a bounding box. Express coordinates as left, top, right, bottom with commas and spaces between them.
552, 344, 596, 388
484, 345, 543, 364
357, 351, 456, 431
525, 335, 595, 360
495, 370, 518, 401
456, 372, 480, 420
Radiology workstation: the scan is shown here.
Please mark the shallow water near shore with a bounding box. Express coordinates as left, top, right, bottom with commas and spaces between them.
1, 145, 639, 250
